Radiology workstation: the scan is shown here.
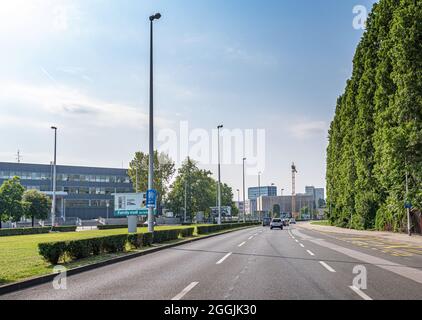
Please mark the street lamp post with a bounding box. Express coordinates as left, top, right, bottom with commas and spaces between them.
243, 157, 246, 223
237, 189, 240, 222
147, 13, 161, 233
217, 125, 223, 225
258, 171, 261, 222
51, 126, 57, 228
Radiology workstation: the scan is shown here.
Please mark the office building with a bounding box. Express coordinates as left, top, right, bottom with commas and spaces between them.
0, 162, 133, 220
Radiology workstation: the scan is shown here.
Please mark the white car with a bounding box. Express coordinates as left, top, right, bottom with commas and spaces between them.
270, 218, 284, 230
289, 218, 296, 224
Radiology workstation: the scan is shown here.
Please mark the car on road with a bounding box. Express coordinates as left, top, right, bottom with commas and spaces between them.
262, 217, 271, 227
282, 218, 290, 227
270, 218, 283, 230
289, 218, 296, 225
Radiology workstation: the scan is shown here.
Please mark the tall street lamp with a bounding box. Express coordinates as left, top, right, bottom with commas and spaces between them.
258, 171, 261, 221
242, 157, 246, 223
236, 189, 240, 222
217, 125, 223, 225
147, 12, 161, 233
50, 126, 57, 228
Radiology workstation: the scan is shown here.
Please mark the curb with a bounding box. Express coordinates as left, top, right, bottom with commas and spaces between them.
0, 225, 260, 296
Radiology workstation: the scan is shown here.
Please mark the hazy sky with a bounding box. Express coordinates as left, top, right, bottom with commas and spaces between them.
0, 0, 377, 198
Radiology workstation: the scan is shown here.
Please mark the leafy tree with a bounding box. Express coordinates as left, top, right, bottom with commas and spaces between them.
273, 204, 281, 217
128, 151, 175, 212
22, 189, 51, 227
166, 158, 238, 221
0, 177, 26, 226
327, 0, 421, 232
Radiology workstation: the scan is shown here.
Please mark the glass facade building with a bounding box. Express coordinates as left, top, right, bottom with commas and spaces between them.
248, 186, 277, 200
0, 162, 133, 220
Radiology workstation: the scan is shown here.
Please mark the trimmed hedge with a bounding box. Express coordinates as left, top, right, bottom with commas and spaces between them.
197, 222, 259, 235
39, 241, 67, 265
0, 225, 77, 237
0, 227, 50, 237
153, 229, 180, 243
179, 227, 194, 238
97, 224, 143, 230
52, 226, 77, 233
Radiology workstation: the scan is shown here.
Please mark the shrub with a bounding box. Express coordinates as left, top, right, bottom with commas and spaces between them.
38, 241, 67, 265
142, 232, 153, 247
179, 227, 194, 238
153, 229, 180, 243
0, 227, 50, 237
67, 239, 92, 260
102, 235, 128, 253
127, 233, 143, 249
97, 224, 127, 230
52, 226, 77, 233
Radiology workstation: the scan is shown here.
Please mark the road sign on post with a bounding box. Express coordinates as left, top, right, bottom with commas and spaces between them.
405, 202, 412, 209
113, 193, 149, 217
146, 189, 157, 209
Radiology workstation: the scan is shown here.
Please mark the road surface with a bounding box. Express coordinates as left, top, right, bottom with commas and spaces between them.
2, 224, 422, 300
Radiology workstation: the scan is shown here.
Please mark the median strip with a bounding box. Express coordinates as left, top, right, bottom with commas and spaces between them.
171, 282, 199, 300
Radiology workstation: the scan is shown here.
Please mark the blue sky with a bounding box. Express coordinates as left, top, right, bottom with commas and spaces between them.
0, 0, 377, 198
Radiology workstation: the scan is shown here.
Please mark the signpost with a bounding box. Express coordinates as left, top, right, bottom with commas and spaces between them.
146, 189, 157, 209
113, 193, 156, 233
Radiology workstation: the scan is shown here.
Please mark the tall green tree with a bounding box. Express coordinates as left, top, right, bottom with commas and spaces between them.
327, 0, 421, 232
22, 189, 51, 227
0, 177, 26, 226
128, 151, 175, 211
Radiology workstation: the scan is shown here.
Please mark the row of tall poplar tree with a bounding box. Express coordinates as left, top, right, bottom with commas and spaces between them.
326, 0, 421, 231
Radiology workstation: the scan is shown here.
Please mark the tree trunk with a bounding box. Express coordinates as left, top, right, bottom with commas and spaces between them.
32, 216, 35, 227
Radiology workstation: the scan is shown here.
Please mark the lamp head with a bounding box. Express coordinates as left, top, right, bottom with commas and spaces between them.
150, 13, 162, 21
51, 126, 57, 130
217, 125, 223, 129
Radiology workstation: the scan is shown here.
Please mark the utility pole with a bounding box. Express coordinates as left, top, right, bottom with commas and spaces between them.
184, 179, 187, 223
217, 125, 223, 225
406, 166, 411, 237
147, 12, 161, 233
291, 163, 297, 218
243, 157, 246, 223
258, 171, 261, 222
51, 126, 57, 228
16, 150, 22, 163
237, 189, 240, 222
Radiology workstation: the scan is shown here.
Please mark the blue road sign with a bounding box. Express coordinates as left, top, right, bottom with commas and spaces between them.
405, 202, 412, 209
146, 189, 157, 208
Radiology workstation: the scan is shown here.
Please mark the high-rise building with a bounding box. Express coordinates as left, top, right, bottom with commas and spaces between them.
248, 186, 277, 200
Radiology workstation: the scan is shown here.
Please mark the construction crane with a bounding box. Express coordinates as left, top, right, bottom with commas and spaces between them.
291, 163, 298, 217
16, 150, 22, 163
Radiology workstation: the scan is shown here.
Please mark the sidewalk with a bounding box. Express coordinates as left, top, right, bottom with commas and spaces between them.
297, 221, 422, 246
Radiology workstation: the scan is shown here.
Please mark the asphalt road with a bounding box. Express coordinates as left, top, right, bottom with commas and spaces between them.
2, 224, 422, 300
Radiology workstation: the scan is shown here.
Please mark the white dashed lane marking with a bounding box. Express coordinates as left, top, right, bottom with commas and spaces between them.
172, 282, 199, 300
319, 261, 336, 273
216, 252, 232, 265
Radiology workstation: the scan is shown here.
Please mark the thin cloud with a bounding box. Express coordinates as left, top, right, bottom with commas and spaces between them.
0, 82, 173, 130
287, 120, 328, 139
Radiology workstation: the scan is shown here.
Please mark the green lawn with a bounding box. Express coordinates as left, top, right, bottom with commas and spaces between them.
0, 225, 205, 285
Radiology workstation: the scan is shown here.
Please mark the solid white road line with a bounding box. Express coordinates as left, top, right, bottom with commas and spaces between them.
238, 241, 246, 247
349, 286, 373, 301
171, 282, 199, 300
299, 243, 305, 248
307, 250, 315, 256
319, 261, 336, 273
216, 252, 233, 265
